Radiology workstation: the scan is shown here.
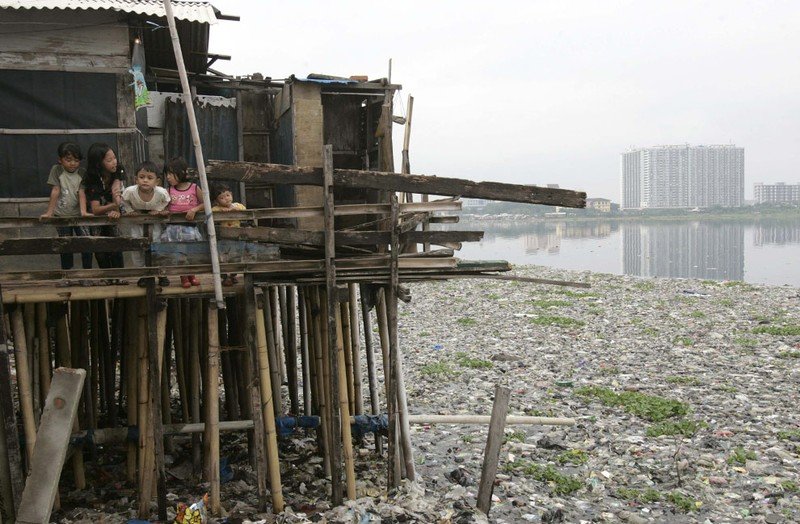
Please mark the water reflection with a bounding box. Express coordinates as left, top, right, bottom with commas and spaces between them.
622, 222, 743, 280
454, 217, 800, 285
753, 220, 800, 246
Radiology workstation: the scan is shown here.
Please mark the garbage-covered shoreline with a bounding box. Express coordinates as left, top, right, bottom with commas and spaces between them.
57, 266, 800, 523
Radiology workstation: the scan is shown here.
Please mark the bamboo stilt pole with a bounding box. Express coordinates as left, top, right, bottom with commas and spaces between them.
11, 309, 36, 468
35, 303, 51, 410
188, 299, 202, 474
263, 290, 282, 418
340, 302, 355, 415
383, 290, 416, 481
309, 288, 330, 477
162, 0, 225, 309
169, 300, 189, 423
23, 305, 37, 421
286, 286, 299, 415
347, 284, 364, 416
242, 276, 268, 510
205, 304, 221, 515
126, 299, 139, 482
320, 292, 337, 485
88, 302, 99, 431
254, 294, 284, 512
359, 284, 383, 454
270, 286, 287, 385
334, 308, 356, 500
137, 298, 154, 517
108, 298, 122, 427
298, 289, 311, 416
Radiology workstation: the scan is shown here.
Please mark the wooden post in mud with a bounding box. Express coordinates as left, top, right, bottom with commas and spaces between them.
125, 299, 139, 482
308, 288, 331, 476
205, 303, 221, 515
340, 301, 355, 414
188, 299, 202, 474
477, 385, 511, 515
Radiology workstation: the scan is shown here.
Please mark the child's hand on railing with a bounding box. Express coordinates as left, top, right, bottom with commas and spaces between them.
39, 212, 53, 220
81, 211, 93, 218
108, 210, 121, 219
186, 209, 197, 221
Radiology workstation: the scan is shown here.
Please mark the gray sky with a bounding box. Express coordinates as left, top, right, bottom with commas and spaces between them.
211, 1, 800, 201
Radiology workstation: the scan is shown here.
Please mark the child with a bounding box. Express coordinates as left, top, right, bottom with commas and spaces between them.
121, 161, 171, 287
210, 183, 246, 286
161, 157, 205, 288
40, 142, 93, 271
84, 143, 126, 272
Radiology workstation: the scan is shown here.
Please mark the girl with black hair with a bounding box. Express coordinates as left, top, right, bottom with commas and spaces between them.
84, 143, 126, 273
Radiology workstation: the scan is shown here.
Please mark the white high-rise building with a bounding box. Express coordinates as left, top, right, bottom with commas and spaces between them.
754, 182, 800, 204
620, 145, 744, 209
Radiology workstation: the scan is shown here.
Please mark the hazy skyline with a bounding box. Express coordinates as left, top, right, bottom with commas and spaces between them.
210, 1, 800, 201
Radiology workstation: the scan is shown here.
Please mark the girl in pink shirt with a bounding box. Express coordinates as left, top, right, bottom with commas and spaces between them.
161, 157, 205, 288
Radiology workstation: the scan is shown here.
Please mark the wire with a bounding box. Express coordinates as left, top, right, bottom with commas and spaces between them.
0, 18, 124, 35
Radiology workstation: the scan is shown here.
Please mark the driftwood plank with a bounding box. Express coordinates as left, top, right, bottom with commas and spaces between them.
476, 385, 511, 515
16, 368, 86, 524
206, 160, 587, 208
0, 237, 148, 256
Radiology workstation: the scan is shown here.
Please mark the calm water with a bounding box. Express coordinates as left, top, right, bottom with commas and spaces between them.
450, 217, 800, 287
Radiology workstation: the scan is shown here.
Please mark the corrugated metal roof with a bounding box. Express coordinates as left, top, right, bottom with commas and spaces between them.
0, 0, 219, 24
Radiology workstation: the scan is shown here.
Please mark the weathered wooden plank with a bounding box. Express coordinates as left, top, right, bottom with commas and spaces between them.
15, 368, 86, 524
206, 161, 587, 208
476, 386, 511, 515
150, 240, 280, 266
217, 227, 484, 246
0, 237, 148, 256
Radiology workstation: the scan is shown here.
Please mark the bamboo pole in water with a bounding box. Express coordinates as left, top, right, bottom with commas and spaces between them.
254, 293, 284, 512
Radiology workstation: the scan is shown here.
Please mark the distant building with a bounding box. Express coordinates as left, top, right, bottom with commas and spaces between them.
754, 182, 800, 204
462, 198, 490, 209
620, 145, 744, 209
586, 198, 612, 213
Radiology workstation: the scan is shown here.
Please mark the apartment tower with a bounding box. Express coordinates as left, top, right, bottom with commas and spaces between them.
620, 145, 744, 209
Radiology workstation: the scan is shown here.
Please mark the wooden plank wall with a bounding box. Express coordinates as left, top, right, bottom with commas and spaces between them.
0, 10, 129, 73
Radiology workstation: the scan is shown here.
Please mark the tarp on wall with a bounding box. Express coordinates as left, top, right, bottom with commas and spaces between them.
163, 98, 238, 170
0, 69, 121, 198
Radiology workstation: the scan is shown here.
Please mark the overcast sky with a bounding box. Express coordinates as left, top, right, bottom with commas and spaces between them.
211, 1, 800, 201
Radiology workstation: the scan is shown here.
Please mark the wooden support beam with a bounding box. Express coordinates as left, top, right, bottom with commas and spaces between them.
0, 237, 148, 256
15, 369, 86, 524
217, 227, 484, 246
206, 160, 587, 208
0, 201, 461, 229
